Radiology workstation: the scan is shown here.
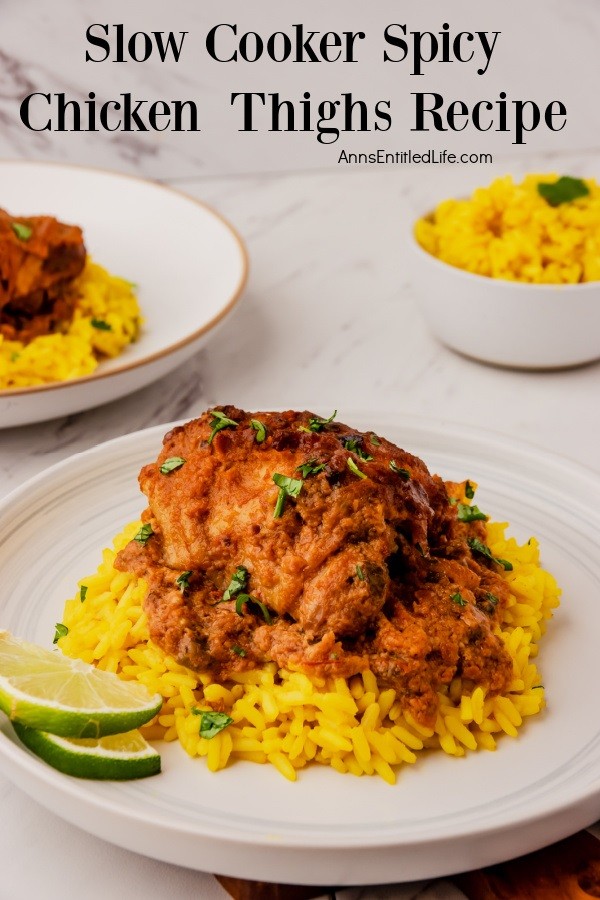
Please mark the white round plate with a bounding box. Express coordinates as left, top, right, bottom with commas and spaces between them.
0, 161, 248, 428
0, 413, 599, 885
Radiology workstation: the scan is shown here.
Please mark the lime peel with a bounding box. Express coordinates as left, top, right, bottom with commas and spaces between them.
13, 722, 161, 780
0, 630, 162, 738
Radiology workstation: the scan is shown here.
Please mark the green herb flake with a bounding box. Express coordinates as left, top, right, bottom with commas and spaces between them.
231, 644, 247, 658
448, 496, 458, 506
296, 459, 326, 479
208, 409, 238, 445
370, 433, 381, 446
176, 571, 192, 594
191, 709, 233, 740
390, 461, 410, 480
451, 592, 467, 607
356, 565, 365, 581
53, 623, 68, 644
79, 585, 88, 603
457, 502, 488, 523
485, 592, 499, 606
222, 565, 248, 601
537, 176, 590, 207
303, 410, 337, 433
468, 537, 513, 571
465, 481, 475, 500
133, 523, 154, 545
273, 473, 303, 518
235, 593, 272, 624
347, 457, 367, 479
159, 456, 186, 475
250, 419, 267, 443
11, 222, 32, 241
343, 438, 373, 461
90, 318, 112, 331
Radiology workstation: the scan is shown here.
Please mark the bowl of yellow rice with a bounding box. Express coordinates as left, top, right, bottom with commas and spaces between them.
412, 174, 600, 369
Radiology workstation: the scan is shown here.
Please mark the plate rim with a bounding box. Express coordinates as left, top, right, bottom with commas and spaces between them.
0, 412, 599, 872
0, 159, 249, 399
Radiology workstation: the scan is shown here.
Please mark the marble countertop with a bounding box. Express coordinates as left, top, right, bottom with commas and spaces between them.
1, 154, 599, 898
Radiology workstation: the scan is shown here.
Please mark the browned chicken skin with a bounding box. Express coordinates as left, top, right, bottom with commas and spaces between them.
0, 208, 86, 342
116, 407, 513, 726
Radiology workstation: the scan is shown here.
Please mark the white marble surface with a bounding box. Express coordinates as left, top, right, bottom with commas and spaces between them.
0, 154, 599, 898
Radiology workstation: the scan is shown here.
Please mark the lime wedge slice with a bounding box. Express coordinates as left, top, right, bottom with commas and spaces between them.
0, 630, 162, 738
13, 722, 161, 780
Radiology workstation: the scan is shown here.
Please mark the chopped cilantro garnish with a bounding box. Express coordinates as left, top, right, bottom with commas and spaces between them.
451, 592, 467, 607
133, 523, 154, 545
370, 433, 381, 446
79, 585, 88, 603
159, 456, 186, 475
356, 565, 365, 581
222, 566, 248, 601
176, 571, 192, 594
53, 623, 68, 644
485, 592, 499, 606
273, 473, 303, 518
208, 409, 238, 445
465, 481, 475, 499
457, 502, 488, 523
468, 537, 513, 571
250, 419, 267, 443
390, 461, 410, 480
11, 222, 32, 241
300, 410, 337, 433
191, 709, 233, 740
537, 176, 590, 207
343, 438, 373, 461
90, 318, 112, 331
296, 459, 326, 479
235, 593, 272, 624
347, 457, 367, 479
231, 644, 247, 657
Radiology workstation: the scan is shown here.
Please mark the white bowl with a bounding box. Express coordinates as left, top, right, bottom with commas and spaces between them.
0, 162, 248, 428
409, 223, 600, 370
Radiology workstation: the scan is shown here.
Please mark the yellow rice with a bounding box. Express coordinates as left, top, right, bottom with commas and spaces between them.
0, 260, 141, 390
415, 174, 600, 283
58, 520, 560, 784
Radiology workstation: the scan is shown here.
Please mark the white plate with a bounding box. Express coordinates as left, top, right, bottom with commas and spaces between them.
0, 413, 599, 885
0, 161, 248, 428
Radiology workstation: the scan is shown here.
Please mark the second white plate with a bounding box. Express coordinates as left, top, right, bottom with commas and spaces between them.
0, 162, 248, 427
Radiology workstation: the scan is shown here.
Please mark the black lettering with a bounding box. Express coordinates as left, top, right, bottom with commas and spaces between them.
412, 31, 438, 75
99, 100, 122, 131
374, 100, 392, 132
320, 31, 341, 62
316, 100, 340, 143
293, 25, 319, 62
231, 92, 264, 131
122, 94, 148, 131
477, 31, 500, 75
453, 33, 474, 63
446, 99, 469, 131
344, 31, 365, 62
266, 32, 292, 62
128, 32, 154, 63
85, 24, 110, 62
206, 24, 237, 62
239, 32, 263, 62
472, 99, 493, 131
19, 92, 51, 130
513, 100, 540, 145
545, 100, 567, 131
153, 31, 187, 63
411, 93, 447, 131
148, 100, 170, 131
173, 100, 200, 131
383, 24, 408, 62
56, 93, 81, 131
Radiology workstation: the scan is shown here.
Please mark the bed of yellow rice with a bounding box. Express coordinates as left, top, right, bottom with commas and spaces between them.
415, 174, 600, 284
0, 260, 141, 390
58, 520, 560, 784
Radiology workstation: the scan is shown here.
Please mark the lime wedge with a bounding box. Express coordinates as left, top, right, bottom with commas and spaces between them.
13, 722, 161, 780
0, 630, 162, 738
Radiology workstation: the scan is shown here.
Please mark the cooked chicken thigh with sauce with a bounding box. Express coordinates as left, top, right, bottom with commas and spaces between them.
116, 407, 513, 726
